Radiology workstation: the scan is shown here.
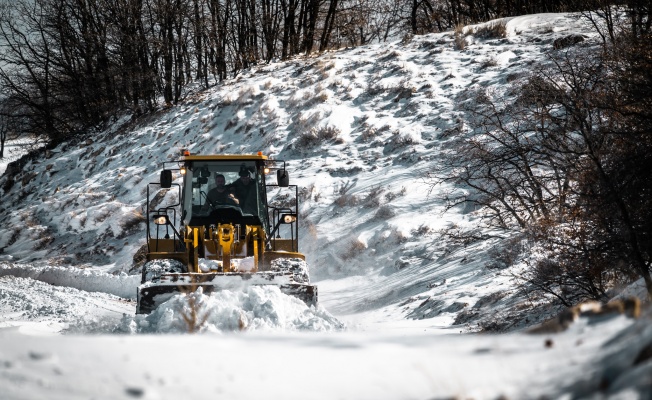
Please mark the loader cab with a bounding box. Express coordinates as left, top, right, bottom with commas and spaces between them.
181, 158, 269, 233
147, 153, 301, 273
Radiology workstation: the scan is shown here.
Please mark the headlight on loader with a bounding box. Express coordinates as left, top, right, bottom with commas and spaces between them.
153, 215, 169, 225
281, 214, 297, 224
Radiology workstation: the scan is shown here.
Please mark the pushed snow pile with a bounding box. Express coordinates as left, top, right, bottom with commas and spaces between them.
198, 257, 257, 272
122, 285, 344, 334
0, 262, 139, 299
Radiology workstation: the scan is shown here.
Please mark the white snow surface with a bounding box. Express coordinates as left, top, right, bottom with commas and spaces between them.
122, 286, 344, 334
1, 12, 651, 400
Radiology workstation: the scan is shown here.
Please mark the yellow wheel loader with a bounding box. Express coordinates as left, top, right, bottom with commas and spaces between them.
136, 151, 316, 314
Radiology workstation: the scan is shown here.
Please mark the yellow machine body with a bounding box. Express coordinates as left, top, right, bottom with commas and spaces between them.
137, 153, 315, 313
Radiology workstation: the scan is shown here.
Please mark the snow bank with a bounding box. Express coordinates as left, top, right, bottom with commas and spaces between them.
0, 276, 134, 333
121, 285, 344, 334
0, 262, 139, 299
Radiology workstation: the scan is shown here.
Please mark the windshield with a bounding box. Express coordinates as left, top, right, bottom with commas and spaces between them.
182, 160, 266, 227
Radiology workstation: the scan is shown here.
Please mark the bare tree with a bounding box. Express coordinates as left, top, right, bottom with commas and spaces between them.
0, 107, 7, 159
261, 0, 283, 60
432, 33, 652, 302
430, 88, 562, 230
0, 0, 60, 140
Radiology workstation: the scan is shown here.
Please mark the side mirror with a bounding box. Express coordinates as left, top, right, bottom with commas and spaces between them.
160, 170, 172, 188
277, 169, 289, 187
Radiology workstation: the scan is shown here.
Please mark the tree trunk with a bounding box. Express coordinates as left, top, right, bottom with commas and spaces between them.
319, 0, 338, 52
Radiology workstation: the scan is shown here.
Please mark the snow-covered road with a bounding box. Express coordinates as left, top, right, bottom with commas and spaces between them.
1, 265, 651, 400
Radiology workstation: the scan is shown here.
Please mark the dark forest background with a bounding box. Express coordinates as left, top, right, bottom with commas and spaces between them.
0, 0, 639, 143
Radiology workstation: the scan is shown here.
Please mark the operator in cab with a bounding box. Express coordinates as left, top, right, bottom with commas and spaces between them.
205, 173, 239, 207
231, 167, 257, 214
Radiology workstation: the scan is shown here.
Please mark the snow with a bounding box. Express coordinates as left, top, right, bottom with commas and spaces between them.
0, 310, 650, 399
122, 286, 343, 334
0, 262, 139, 299
0, 11, 651, 400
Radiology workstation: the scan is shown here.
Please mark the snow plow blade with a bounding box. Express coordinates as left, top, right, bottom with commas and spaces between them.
136, 272, 317, 314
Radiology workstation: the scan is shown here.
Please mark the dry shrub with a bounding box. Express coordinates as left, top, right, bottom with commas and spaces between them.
384, 187, 406, 202
411, 224, 431, 236
302, 91, 313, 100
294, 131, 317, 149
317, 125, 340, 140
454, 24, 467, 50
436, 225, 491, 247
394, 86, 416, 102
298, 184, 316, 202
365, 83, 387, 97
485, 235, 526, 270
233, 86, 257, 105
333, 180, 357, 207
300, 88, 329, 106
118, 210, 147, 239
360, 124, 377, 142
373, 205, 395, 220
479, 57, 498, 69
362, 186, 384, 208
384, 130, 415, 152
317, 60, 335, 79
315, 91, 329, 103
381, 226, 408, 244
296, 125, 341, 149
342, 239, 367, 260
268, 191, 296, 208
473, 20, 508, 39
260, 102, 278, 118
334, 193, 358, 207
225, 117, 238, 130
179, 288, 210, 333
34, 234, 54, 250
294, 111, 322, 132
300, 218, 318, 240
361, 123, 392, 142
131, 243, 149, 271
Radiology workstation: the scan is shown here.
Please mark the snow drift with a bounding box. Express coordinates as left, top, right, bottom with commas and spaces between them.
121, 286, 344, 334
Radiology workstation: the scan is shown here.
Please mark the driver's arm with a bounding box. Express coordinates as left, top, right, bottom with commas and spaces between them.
228, 192, 239, 205
201, 190, 214, 211
226, 184, 239, 205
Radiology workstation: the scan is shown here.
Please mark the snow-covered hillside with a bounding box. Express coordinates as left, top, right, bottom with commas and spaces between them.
1, 12, 651, 399
1, 13, 599, 326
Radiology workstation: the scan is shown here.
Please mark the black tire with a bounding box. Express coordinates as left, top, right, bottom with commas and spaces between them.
270, 258, 310, 283
140, 259, 186, 284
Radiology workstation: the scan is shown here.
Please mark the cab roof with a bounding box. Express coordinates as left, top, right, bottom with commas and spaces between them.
181, 154, 268, 162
